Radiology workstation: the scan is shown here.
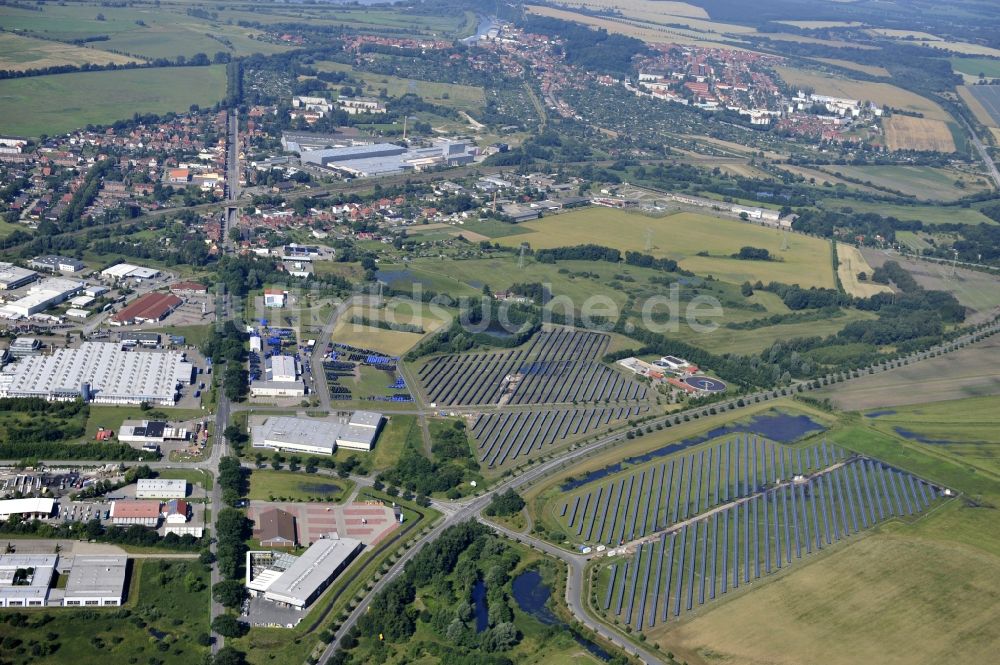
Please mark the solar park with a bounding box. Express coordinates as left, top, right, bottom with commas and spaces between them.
417, 328, 647, 407
574, 436, 943, 632
416, 328, 653, 470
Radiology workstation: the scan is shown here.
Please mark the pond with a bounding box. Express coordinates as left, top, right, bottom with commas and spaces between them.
374, 269, 415, 287
563, 409, 826, 490
299, 482, 341, 495
866, 409, 897, 418
893, 427, 952, 445
472, 579, 489, 633
512, 570, 612, 662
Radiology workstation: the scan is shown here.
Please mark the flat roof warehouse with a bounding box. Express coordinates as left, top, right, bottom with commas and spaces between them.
251, 412, 384, 455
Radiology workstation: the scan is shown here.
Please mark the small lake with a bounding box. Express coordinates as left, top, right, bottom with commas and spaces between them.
472, 579, 489, 633
299, 482, 341, 495
867, 409, 897, 418
563, 410, 825, 490
512, 570, 612, 662
893, 427, 953, 445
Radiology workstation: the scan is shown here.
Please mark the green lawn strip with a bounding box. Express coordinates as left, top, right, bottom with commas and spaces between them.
248, 469, 353, 502
157, 468, 214, 491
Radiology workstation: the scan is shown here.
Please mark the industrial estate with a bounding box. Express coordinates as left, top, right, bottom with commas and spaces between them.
0, 2, 999, 665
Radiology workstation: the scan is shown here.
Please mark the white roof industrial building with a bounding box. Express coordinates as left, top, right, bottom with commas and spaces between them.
0, 497, 54, 520
101, 263, 160, 281
0, 262, 38, 290
246, 536, 362, 609
0, 277, 82, 318
251, 411, 383, 455
250, 354, 305, 397
0, 342, 187, 405
135, 478, 187, 499
0, 554, 57, 607
62, 555, 128, 606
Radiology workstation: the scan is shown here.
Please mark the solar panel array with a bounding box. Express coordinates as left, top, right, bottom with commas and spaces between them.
561, 437, 845, 545
600, 458, 940, 631
471, 405, 650, 468
418, 329, 648, 406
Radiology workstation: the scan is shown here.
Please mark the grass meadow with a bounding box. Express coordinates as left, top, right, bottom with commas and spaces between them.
814, 165, 991, 201
313, 61, 485, 112
248, 470, 352, 502
495, 208, 837, 288
818, 198, 997, 225
836, 243, 893, 298
0, 66, 226, 137
0, 32, 136, 71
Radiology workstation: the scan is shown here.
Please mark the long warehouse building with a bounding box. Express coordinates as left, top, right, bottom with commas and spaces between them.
0, 342, 191, 405
251, 412, 384, 455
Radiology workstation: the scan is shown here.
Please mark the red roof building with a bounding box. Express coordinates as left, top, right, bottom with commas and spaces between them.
110, 292, 182, 326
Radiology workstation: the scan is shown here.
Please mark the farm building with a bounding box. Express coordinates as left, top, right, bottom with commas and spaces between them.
256, 508, 297, 548
135, 478, 187, 499
62, 556, 128, 607
110, 500, 162, 527
0, 497, 54, 521
110, 292, 181, 325
250, 412, 384, 455
246, 536, 362, 609
0, 342, 188, 405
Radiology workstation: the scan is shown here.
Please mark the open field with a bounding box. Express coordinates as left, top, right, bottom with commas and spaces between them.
496, 208, 836, 288
814, 334, 1000, 410
952, 57, 1000, 79
917, 41, 1000, 58
861, 249, 1000, 320
864, 396, 1000, 477
545, 0, 709, 19
958, 85, 1000, 128
0, 32, 136, 71
313, 61, 485, 112
819, 197, 997, 225
776, 65, 953, 122
837, 243, 893, 297
331, 301, 451, 356
0, 558, 210, 665
812, 57, 889, 77
248, 470, 352, 502
883, 116, 957, 153
671, 308, 878, 356
660, 533, 1000, 665
964, 85, 1000, 126
0, 66, 226, 137
816, 164, 989, 200
894, 230, 933, 253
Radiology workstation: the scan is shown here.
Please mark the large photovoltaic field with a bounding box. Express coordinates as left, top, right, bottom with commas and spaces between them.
417, 328, 647, 407
471, 405, 650, 467
586, 439, 942, 632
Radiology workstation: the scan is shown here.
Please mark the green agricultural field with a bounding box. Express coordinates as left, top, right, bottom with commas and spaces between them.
670, 307, 879, 355
818, 198, 997, 225
314, 61, 485, 112
895, 230, 934, 252
0, 558, 210, 665
864, 396, 1000, 476
496, 208, 837, 288
0, 32, 136, 71
951, 56, 1000, 78
248, 470, 352, 502
0, 66, 227, 137
813, 165, 994, 201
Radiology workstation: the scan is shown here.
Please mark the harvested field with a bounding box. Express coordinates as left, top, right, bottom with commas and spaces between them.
837, 243, 892, 297
547, 0, 709, 19
0, 33, 137, 71
965, 85, 1000, 126
813, 58, 890, 77
860, 249, 1000, 321
660, 533, 1000, 665
958, 85, 999, 128
883, 116, 956, 153
814, 335, 1000, 410
776, 66, 952, 122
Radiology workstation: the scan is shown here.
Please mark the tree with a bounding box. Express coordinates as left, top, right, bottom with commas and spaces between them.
212, 580, 246, 609
212, 646, 248, 665
484, 489, 525, 517
212, 614, 248, 638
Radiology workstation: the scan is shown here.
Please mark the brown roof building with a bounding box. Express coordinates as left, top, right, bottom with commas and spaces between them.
256, 508, 297, 548
169, 281, 207, 295
110, 500, 162, 527
111, 292, 181, 326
